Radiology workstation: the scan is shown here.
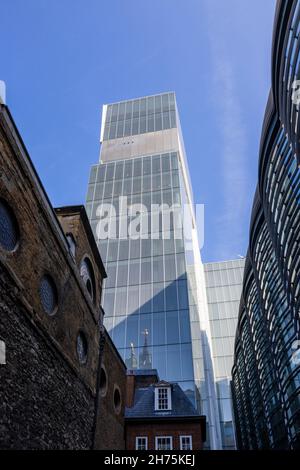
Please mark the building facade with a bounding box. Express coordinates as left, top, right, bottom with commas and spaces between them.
125, 370, 206, 450
0, 102, 126, 450
86, 92, 222, 448
204, 259, 245, 450
232, 0, 300, 450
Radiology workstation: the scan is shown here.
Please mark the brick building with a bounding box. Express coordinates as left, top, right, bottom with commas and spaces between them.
0, 101, 126, 449
125, 370, 206, 450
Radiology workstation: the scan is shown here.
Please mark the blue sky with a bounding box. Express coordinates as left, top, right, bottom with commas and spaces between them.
1, 0, 275, 262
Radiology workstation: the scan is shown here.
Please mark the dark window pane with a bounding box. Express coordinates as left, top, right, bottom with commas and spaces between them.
181, 343, 194, 380
126, 314, 139, 348
178, 280, 189, 309
153, 311, 166, 345
165, 281, 178, 310
140, 283, 152, 313
112, 316, 126, 349
179, 310, 192, 343
166, 310, 180, 344
153, 345, 167, 378
140, 314, 152, 346
167, 345, 181, 381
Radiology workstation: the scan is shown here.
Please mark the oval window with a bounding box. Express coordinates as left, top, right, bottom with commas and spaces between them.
0, 199, 19, 252
39, 275, 58, 315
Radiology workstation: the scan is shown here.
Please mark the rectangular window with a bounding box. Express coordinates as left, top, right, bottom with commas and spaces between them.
155, 436, 173, 450
155, 387, 172, 410
180, 436, 192, 450
136, 436, 148, 450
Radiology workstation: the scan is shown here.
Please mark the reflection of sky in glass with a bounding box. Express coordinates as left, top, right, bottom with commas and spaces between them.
87, 152, 196, 403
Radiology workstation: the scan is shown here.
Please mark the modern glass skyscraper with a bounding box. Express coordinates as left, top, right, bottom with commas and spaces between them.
204, 259, 245, 450
86, 92, 221, 449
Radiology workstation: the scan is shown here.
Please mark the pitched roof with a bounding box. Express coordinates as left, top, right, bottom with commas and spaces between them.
125, 383, 201, 419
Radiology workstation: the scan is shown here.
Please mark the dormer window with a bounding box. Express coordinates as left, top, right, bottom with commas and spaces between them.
155, 386, 172, 411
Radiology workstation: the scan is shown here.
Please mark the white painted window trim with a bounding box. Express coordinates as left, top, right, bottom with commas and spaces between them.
180, 435, 193, 450
155, 436, 173, 450
135, 436, 148, 450
154, 386, 172, 411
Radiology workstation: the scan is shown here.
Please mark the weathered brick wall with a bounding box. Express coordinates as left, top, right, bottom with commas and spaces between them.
94, 332, 126, 450
0, 104, 127, 450
0, 263, 95, 449
126, 422, 204, 450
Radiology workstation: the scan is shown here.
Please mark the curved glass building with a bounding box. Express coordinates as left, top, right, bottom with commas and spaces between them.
232, 0, 300, 450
